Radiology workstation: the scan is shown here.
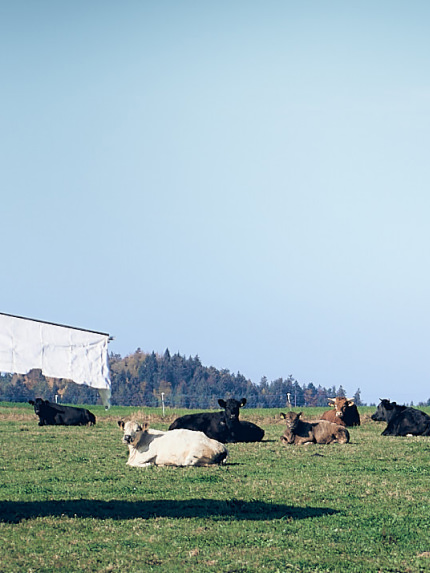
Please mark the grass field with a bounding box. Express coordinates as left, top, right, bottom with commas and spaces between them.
1, 402, 430, 572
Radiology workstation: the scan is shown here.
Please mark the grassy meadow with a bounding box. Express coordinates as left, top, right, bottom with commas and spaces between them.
1, 402, 430, 572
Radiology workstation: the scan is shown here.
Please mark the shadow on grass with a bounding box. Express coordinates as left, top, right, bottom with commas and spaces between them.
0, 498, 338, 523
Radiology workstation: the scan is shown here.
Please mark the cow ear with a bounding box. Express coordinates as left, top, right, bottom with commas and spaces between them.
298, 412, 303, 418
29, 400, 35, 405
142, 422, 149, 432
240, 398, 247, 407
218, 399, 226, 408
280, 412, 286, 419
117, 420, 125, 430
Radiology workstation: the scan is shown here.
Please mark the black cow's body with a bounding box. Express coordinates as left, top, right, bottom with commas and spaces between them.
371, 399, 430, 436
29, 398, 96, 426
341, 403, 361, 427
168, 398, 264, 443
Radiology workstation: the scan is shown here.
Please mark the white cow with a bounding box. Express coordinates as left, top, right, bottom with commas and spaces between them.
117, 420, 228, 467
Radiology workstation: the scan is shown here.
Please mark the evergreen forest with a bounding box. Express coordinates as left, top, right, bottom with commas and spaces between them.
0, 348, 369, 408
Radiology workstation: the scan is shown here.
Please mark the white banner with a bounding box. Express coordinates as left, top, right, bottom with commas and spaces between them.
0, 313, 111, 407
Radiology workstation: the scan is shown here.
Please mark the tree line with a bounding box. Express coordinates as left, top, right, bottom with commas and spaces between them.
0, 347, 368, 408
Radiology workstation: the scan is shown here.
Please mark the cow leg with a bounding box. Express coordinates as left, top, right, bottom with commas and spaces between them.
382, 421, 397, 435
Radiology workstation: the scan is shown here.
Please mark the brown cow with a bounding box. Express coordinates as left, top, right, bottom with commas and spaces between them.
280, 411, 350, 445
321, 397, 360, 427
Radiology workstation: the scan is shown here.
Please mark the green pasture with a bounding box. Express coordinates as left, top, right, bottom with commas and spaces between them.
1, 402, 430, 572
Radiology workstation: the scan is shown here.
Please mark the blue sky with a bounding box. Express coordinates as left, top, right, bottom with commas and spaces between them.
2, 1, 430, 405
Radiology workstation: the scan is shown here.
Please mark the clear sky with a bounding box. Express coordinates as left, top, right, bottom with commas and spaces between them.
2, 1, 430, 406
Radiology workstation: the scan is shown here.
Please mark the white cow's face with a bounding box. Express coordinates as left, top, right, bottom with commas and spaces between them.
118, 420, 142, 445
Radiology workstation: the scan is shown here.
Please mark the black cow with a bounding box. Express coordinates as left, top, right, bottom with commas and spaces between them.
29, 398, 96, 426
168, 398, 264, 443
371, 399, 430, 436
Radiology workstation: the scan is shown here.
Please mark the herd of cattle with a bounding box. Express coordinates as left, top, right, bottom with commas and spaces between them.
27, 396, 430, 467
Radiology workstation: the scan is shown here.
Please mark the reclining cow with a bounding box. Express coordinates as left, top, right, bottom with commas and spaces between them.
371, 399, 430, 436
280, 411, 350, 445
168, 398, 264, 443
321, 397, 360, 427
29, 398, 96, 426
118, 420, 228, 467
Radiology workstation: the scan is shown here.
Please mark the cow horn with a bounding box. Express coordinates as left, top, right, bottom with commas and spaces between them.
328, 397, 335, 402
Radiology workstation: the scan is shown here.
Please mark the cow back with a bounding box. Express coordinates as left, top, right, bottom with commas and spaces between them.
312, 420, 350, 444
230, 420, 264, 442
168, 411, 229, 442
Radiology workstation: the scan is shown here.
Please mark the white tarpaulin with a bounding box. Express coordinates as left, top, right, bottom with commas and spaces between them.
0, 313, 111, 407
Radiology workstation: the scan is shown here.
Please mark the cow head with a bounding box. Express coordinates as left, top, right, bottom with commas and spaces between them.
29, 398, 47, 415
280, 411, 301, 431
118, 420, 149, 445
371, 399, 397, 422
218, 398, 246, 430
328, 397, 354, 419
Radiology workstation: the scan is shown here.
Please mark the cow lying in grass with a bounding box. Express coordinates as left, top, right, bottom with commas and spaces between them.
29, 398, 96, 426
280, 412, 350, 445
321, 397, 361, 427
169, 398, 264, 443
371, 399, 430, 436
118, 420, 228, 467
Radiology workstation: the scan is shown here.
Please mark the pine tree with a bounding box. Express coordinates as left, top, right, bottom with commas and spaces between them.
353, 388, 362, 406
337, 385, 346, 397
